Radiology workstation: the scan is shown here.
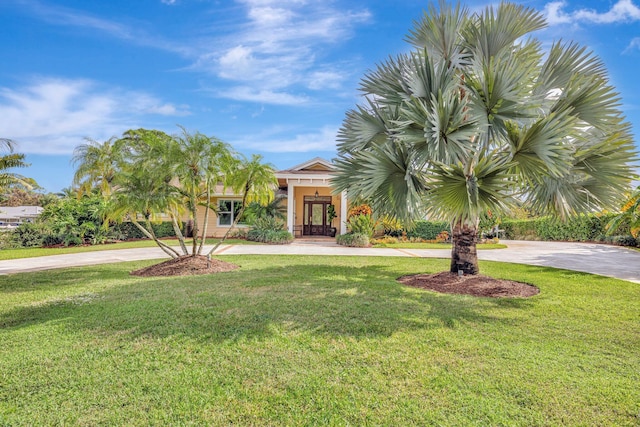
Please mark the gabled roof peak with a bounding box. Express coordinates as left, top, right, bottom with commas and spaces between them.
287, 157, 334, 172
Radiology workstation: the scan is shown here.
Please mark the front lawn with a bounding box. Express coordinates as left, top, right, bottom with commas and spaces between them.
1, 256, 638, 425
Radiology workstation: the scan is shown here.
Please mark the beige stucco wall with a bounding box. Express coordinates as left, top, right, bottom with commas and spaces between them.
192, 186, 343, 238
293, 187, 343, 230
193, 196, 246, 238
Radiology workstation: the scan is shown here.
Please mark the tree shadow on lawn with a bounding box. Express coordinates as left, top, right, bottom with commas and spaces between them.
0, 258, 538, 343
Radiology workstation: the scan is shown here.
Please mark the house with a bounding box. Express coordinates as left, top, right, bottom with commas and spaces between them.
196, 157, 348, 238
276, 157, 348, 237
0, 206, 44, 229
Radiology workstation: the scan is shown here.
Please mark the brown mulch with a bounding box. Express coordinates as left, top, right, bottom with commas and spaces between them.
130, 255, 239, 277
398, 271, 539, 298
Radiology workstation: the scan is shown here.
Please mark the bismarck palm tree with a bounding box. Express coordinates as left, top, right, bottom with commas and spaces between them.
332, 1, 638, 275
0, 138, 30, 191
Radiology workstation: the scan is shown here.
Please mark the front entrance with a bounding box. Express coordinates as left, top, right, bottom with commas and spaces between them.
303, 196, 332, 236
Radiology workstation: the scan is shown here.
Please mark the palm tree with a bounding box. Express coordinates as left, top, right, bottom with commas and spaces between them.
170, 127, 235, 255
72, 137, 124, 197
0, 138, 30, 191
208, 154, 278, 255
332, 1, 638, 274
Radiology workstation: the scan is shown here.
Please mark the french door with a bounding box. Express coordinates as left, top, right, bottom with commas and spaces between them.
303, 196, 331, 236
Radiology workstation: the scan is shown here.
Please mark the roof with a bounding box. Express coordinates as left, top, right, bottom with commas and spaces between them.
0, 206, 44, 219
276, 157, 335, 175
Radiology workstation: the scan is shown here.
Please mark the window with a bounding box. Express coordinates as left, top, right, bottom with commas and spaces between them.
218, 199, 244, 226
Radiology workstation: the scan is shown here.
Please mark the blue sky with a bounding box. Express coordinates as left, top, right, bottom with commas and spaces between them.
2, 0, 639, 193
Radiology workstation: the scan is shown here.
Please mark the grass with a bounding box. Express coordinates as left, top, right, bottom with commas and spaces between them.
373, 241, 507, 249
1, 256, 638, 425
0, 238, 256, 261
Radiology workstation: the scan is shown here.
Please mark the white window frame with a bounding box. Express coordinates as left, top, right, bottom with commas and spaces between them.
217, 199, 245, 227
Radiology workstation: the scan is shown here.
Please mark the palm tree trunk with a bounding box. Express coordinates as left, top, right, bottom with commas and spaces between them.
169, 213, 188, 255
198, 183, 211, 255
450, 218, 479, 275
132, 219, 180, 258
190, 199, 199, 256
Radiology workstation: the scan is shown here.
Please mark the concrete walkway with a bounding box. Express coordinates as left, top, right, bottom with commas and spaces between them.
1, 240, 639, 283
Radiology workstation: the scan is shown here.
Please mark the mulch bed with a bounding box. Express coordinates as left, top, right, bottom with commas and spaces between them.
398, 271, 539, 298
130, 255, 239, 277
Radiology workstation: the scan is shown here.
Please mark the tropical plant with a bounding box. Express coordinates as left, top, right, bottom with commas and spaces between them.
243, 193, 287, 225
607, 186, 640, 239
347, 214, 376, 238
72, 137, 124, 197
0, 138, 30, 192
336, 232, 369, 247
246, 216, 293, 244
332, 1, 638, 274
207, 154, 278, 255
38, 193, 113, 246
77, 127, 278, 259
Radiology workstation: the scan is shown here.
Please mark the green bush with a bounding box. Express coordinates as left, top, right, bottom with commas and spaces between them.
500, 214, 634, 244
607, 235, 638, 247
112, 221, 179, 240
336, 232, 369, 247
246, 229, 293, 244
246, 217, 293, 244
9, 222, 47, 247
404, 221, 450, 240
347, 214, 376, 238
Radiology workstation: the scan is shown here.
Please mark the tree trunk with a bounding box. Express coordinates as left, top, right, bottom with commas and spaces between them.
198, 183, 212, 255
132, 219, 180, 258
450, 219, 479, 275
169, 213, 188, 255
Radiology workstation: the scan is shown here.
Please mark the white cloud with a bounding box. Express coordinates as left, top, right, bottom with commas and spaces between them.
0, 78, 190, 155
624, 37, 640, 53
161, 0, 177, 4
217, 86, 308, 105
232, 126, 338, 153
307, 71, 345, 90
193, 0, 371, 105
544, 0, 640, 25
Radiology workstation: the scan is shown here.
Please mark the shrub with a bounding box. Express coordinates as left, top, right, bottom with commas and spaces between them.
336, 232, 369, 247
247, 229, 293, 244
435, 230, 450, 243
371, 235, 399, 245
347, 214, 376, 238
10, 222, 47, 247
380, 215, 404, 235
405, 221, 450, 240
607, 235, 638, 247
501, 214, 623, 242
112, 221, 179, 240
348, 204, 372, 218
246, 216, 293, 244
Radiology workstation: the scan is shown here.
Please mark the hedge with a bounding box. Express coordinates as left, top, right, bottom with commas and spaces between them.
112, 221, 181, 240
386, 215, 637, 247
405, 221, 450, 240
500, 214, 625, 242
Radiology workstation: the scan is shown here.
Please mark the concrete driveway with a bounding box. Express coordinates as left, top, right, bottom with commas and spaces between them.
1, 240, 639, 283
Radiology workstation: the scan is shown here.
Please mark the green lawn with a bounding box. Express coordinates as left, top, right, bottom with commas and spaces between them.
0, 238, 256, 261
1, 256, 638, 425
